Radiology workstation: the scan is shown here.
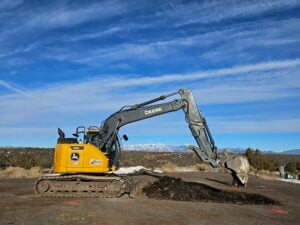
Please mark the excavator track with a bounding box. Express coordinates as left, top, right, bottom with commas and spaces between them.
34, 174, 133, 198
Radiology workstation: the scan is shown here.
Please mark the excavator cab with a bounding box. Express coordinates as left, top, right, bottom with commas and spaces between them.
70, 126, 101, 145
84, 126, 99, 144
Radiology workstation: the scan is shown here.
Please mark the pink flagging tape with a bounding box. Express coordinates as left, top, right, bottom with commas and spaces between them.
271, 208, 288, 215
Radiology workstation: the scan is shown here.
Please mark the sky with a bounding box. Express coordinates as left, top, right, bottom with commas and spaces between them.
0, 0, 299, 151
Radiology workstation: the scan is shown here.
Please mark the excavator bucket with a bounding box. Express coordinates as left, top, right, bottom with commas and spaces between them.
189, 146, 250, 187
225, 155, 250, 186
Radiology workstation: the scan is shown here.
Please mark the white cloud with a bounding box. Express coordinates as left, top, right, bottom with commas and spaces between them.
0, 59, 299, 130
101, 58, 300, 89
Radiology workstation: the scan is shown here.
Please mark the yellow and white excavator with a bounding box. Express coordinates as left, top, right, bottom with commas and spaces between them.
35, 89, 249, 197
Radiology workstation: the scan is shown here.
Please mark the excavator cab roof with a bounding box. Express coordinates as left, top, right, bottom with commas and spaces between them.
87, 126, 99, 132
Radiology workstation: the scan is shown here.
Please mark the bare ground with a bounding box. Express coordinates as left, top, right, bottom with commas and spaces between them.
0, 172, 299, 225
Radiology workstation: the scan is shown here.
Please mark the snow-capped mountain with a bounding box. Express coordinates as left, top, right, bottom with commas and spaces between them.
123, 144, 247, 153
123, 143, 186, 152
123, 144, 300, 154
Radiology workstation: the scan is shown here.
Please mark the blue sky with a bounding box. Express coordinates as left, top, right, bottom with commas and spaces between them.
0, 0, 299, 151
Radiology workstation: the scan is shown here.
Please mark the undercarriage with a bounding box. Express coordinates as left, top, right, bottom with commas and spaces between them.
35, 174, 134, 198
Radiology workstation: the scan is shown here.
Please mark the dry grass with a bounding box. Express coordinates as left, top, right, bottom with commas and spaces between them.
0, 166, 43, 178
249, 165, 280, 180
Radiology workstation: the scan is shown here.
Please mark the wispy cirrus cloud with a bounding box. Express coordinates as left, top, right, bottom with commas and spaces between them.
97, 58, 300, 90
0, 0, 131, 48
0, 59, 299, 127
0, 42, 40, 59
68, 27, 122, 42
155, 0, 300, 26
0, 1, 299, 71
32, 17, 299, 68
0, 80, 26, 94
26, 0, 128, 29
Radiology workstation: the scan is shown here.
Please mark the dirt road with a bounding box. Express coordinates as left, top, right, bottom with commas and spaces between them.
0, 172, 299, 225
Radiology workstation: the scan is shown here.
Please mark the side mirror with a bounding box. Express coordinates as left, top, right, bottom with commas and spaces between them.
123, 134, 129, 141
73, 133, 79, 137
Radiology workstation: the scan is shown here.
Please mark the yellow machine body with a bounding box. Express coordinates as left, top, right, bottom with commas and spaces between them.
53, 143, 110, 174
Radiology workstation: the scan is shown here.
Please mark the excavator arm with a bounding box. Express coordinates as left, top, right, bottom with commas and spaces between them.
179, 90, 249, 186
97, 89, 249, 186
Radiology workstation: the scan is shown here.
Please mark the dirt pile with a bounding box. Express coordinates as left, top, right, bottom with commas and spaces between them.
143, 176, 279, 205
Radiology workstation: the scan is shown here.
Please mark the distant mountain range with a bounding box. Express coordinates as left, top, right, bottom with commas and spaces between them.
123, 144, 300, 155
124, 143, 186, 152
280, 149, 300, 155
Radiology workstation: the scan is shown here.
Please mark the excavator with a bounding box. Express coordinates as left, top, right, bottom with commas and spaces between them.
35, 89, 249, 198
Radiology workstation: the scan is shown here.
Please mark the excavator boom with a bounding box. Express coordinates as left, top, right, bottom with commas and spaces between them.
98, 89, 249, 186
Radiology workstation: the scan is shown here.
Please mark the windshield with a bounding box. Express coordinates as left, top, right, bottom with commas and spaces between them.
85, 131, 99, 145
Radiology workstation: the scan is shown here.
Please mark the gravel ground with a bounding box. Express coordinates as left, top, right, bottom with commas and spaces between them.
0, 172, 299, 225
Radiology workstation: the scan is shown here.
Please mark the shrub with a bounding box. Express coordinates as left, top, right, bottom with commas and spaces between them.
10, 152, 37, 169
0, 153, 9, 169
0, 148, 54, 170
245, 148, 277, 171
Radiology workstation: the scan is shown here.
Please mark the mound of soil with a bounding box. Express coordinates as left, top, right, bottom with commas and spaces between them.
143, 176, 279, 205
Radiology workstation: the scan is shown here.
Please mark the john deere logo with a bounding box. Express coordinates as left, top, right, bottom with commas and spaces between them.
71, 153, 80, 161
145, 107, 162, 115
